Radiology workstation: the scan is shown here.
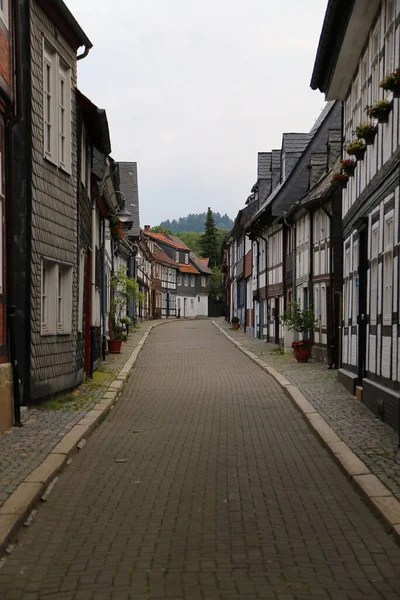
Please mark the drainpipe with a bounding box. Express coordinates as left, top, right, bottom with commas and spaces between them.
321, 203, 334, 368
5, 0, 23, 426
101, 217, 106, 360
90, 199, 96, 377
283, 215, 296, 349
258, 234, 268, 341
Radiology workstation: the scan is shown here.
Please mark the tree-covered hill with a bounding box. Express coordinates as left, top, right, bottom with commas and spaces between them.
157, 212, 233, 233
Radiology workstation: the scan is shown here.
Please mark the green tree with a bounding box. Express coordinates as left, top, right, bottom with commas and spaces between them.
176, 231, 202, 255
150, 225, 173, 234
200, 208, 219, 268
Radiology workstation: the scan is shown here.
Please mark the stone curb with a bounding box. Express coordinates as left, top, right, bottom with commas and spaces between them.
0, 320, 171, 557
213, 321, 400, 545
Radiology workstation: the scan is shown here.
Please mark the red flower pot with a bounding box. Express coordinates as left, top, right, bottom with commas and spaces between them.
231, 322, 240, 330
293, 346, 311, 363
108, 339, 123, 354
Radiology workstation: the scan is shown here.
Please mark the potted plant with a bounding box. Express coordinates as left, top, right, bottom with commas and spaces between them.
355, 122, 378, 145
109, 266, 144, 353
280, 301, 316, 363
109, 214, 124, 246
345, 139, 367, 161
380, 68, 400, 96
332, 172, 349, 189
231, 316, 240, 330
366, 99, 392, 123
340, 159, 356, 177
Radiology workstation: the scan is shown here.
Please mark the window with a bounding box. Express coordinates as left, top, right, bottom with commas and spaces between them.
361, 51, 369, 113
177, 274, 181, 285
184, 275, 188, 287
383, 212, 394, 323
175, 251, 179, 262
321, 284, 327, 328
191, 275, 195, 287
201, 276, 206, 287
80, 124, 87, 187
385, 1, 395, 75
372, 23, 381, 98
43, 42, 71, 171
0, 0, 9, 27
41, 260, 73, 334
184, 254, 189, 265
314, 285, 320, 326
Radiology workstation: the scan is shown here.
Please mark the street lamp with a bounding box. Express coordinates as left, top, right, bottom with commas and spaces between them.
109, 190, 132, 223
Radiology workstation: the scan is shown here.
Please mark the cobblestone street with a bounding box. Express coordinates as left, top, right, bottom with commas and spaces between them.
1, 320, 400, 599
216, 319, 400, 503
0, 322, 158, 507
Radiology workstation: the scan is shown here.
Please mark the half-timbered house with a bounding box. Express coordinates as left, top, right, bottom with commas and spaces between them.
312, 0, 400, 430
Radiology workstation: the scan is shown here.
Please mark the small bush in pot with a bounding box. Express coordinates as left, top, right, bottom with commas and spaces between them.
280, 301, 316, 363
380, 68, 400, 95
366, 99, 391, 123
354, 122, 378, 145
231, 316, 240, 330
108, 266, 144, 353
345, 139, 367, 161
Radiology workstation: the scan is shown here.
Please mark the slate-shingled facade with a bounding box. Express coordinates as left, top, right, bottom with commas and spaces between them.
11, 0, 92, 402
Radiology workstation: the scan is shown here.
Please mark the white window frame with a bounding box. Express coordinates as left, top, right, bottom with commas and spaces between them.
0, 0, 9, 28
385, 0, 395, 75
321, 284, 327, 329
201, 276, 206, 287
43, 41, 72, 173
383, 210, 394, 323
41, 259, 73, 335
184, 275, 188, 287
175, 251, 179, 263
184, 254, 189, 265
191, 275, 195, 287
80, 123, 87, 187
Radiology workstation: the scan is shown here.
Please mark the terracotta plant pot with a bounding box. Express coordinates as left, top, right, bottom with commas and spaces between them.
293, 346, 311, 363
231, 322, 240, 330
108, 339, 123, 354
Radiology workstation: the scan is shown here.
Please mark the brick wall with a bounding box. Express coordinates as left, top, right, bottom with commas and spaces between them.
29, 1, 79, 399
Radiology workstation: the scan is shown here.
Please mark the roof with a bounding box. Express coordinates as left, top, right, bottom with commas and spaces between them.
37, 0, 92, 51
247, 101, 341, 229
146, 231, 190, 251
151, 247, 178, 267
258, 152, 272, 179
190, 253, 213, 275
76, 91, 111, 155
178, 264, 199, 274
310, 0, 380, 99
118, 163, 140, 238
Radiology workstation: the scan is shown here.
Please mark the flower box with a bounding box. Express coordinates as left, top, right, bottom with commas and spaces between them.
345, 140, 366, 161
332, 172, 349, 189
340, 159, 356, 177
355, 122, 377, 146
380, 69, 400, 97
366, 100, 392, 124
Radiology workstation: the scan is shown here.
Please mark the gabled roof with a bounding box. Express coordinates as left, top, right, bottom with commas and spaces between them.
76, 91, 111, 155
146, 231, 190, 251
152, 246, 178, 268
247, 100, 341, 229
190, 253, 213, 275
37, 0, 92, 52
118, 163, 140, 239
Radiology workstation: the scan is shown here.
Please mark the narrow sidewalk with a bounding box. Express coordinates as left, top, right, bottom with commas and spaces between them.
0, 321, 160, 508
216, 318, 400, 503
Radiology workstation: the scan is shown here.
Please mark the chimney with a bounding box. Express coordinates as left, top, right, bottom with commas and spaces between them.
144, 225, 150, 232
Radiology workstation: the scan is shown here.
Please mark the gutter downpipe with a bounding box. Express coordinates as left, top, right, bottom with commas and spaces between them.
283, 214, 296, 348
258, 233, 268, 341
5, 0, 23, 426
321, 203, 334, 368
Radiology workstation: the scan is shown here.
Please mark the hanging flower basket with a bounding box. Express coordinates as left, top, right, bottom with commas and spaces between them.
366, 100, 392, 123
355, 122, 378, 145
332, 172, 349, 189
109, 214, 124, 244
380, 68, 400, 96
340, 159, 356, 177
345, 140, 367, 161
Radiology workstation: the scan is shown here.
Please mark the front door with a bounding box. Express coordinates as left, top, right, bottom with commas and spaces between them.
84, 250, 91, 376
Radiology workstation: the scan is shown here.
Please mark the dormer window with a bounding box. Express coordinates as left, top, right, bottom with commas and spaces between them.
175, 251, 179, 262
184, 254, 189, 264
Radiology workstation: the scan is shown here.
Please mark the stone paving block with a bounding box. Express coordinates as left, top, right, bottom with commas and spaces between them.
0, 482, 43, 516
307, 413, 341, 444
264, 366, 290, 387
51, 425, 89, 456
0, 514, 18, 548
24, 454, 66, 485
354, 474, 393, 498
108, 380, 123, 391
328, 441, 370, 476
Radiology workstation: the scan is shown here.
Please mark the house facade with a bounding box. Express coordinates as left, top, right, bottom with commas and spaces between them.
312, 0, 400, 430
10, 0, 92, 403
0, 0, 13, 430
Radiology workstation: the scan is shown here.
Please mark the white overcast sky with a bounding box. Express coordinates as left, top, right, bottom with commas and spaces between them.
65, 0, 327, 226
